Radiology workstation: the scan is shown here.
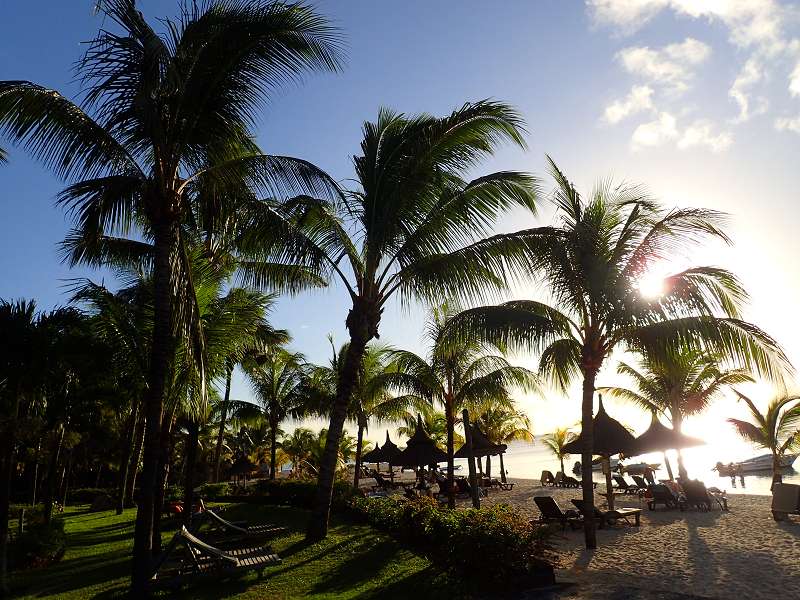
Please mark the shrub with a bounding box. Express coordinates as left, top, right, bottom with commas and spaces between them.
10, 519, 66, 570
163, 485, 183, 503
252, 479, 355, 509
68, 488, 113, 504
349, 496, 554, 592
199, 482, 231, 500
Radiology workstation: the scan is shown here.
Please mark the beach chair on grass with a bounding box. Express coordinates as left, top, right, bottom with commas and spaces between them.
541, 470, 556, 486
533, 496, 582, 530
571, 499, 641, 527
771, 483, 800, 521
149, 526, 280, 590
193, 508, 286, 543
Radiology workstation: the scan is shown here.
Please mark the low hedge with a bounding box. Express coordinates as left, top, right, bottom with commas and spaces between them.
10, 518, 66, 570
68, 488, 114, 504
198, 482, 231, 500
350, 496, 555, 592
253, 479, 355, 509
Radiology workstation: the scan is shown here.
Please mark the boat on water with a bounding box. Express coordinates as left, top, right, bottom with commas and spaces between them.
588, 458, 660, 474
714, 453, 798, 476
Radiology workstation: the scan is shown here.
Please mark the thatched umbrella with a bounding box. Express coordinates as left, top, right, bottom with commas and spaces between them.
229, 455, 258, 488
626, 412, 705, 480
396, 415, 447, 468
563, 395, 635, 509
454, 424, 508, 481
360, 442, 383, 467
379, 431, 403, 467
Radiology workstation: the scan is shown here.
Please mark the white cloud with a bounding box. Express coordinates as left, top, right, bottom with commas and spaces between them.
604, 85, 655, 123
790, 59, 800, 96
587, 0, 670, 33
617, 38, 711, 92
729, 58, 769, 122
775, 114, 800, 133
631, 112, 679, 149
678, 120, 733, 152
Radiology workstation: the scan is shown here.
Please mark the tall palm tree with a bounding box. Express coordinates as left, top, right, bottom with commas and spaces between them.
599, 347, 753, 479
728, 391, 800, 488
240, 102, 540, 538
441, 157, 790, 548
381, 303, 539, 508
476, 403, 533, 480
244, 349, 307, 480
541, 427, 578, 475
0, 1, 343, 588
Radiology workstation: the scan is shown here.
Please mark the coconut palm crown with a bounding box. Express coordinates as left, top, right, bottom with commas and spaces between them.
441, 157, 791, 548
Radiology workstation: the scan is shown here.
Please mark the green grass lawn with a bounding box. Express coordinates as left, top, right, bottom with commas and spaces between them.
9, 504, 452, 599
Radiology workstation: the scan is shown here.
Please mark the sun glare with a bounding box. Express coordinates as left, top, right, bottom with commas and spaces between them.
638, 273, 666, 298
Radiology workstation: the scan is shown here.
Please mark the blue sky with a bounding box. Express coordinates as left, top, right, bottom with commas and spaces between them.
1, 1, 799, 444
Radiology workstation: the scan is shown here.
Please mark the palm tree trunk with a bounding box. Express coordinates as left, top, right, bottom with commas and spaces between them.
580, 369, 598, 549
125, 408, 146, 508
500, 453, 507, 483
353, 419, 364, 489
486, 455, 492, 479
445, 400, 456, 509
772, 452, 782, 489
116, 402, 139, 515
270, 418, 279, 480
559, 455, 565, 475
213, 365, 233, 483
0, 393, 20, 595
131, 220, 176, 594
43, 423, 65, 525
182, 421, 199, 527
673, 411, 688, 480
307, 325, 370, 541
152, 411, 175, 555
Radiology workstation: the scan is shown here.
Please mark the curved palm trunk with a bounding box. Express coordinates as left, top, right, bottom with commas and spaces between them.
353, 417, 365, 489
182, 420, 199, 527
307, 329, 369, 541
116, 402, 139, 515
131, 222, 176, 594
213, 365, 233, 483
580, 369, 598, 549
445, 399, 456, 509
269, 418, 279, 480
125, 408, 146, 507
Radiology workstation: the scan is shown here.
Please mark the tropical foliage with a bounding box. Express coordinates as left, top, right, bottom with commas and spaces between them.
541, 428, 578, 475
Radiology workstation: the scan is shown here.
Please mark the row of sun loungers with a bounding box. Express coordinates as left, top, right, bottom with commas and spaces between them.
541, 470, 598, 489
533, 496, 642, 530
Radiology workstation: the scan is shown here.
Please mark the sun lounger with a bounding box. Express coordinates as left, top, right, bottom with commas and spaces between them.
533, 496, 582, 530
646, 484, 682, 510
613, 475, 641, 495
681, 479, 727, 511
631, 475, 649, 490
571, 499, 641, 527
541, 470, 556, 486
149, 526, 280, 590
193, 508, 287, 542
771, 482, 800, 521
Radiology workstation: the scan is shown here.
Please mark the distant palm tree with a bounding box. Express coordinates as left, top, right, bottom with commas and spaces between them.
476, 403, 534, 480
728, 391, 800, 488
397, 407, 461, 449
280, 428, 316, 478
442, 157, 791, 548
541, 427, 578, 475
0, 2, 342, 587
382, 303, 539, 508
240, 102, 540, 539
600, 347, 753, 479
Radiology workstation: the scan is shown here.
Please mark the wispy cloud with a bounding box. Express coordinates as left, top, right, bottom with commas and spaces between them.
631, 112, 678, 150
775, 114, 800, 134
604, 84, 655, 123
631, 113, 732, 153
616, 38, 710, 93
678, 120, 733, 152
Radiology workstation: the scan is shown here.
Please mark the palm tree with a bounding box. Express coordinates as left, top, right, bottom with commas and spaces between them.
381, 303, 539, 508
397, 407, 461, 449
541, 428, 578, 475
441, 157, 790, 548
280, 427, 316, 478
244, 349, 307, 480
600, 347, 753, 479
0, 2, 343, 588
239, 102, 540, 538
476, 403, 533, 481
728, 391, 800, 488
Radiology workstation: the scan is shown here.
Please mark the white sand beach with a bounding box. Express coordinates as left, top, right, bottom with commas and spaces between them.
451, 478, 800, 600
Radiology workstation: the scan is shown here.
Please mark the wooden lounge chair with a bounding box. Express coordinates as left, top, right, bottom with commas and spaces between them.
571, 499, 641, 527
613, 475, 640, 495
631, 475, 649, 490
646, 484, 682, 510
771, 482, 800, 521
680, 479, 727, 511
541, 470, 556, 487
533, 496, 582, 530
149, 526, 280, 590
193, 508, 287, 543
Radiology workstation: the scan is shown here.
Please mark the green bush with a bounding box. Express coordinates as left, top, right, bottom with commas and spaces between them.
199, 482, 231, 499
252, 479, 355, 509
68, 488, 113, 504
349, 496, 554, 592
163, 485, 183, 503
10, 519, 66, 570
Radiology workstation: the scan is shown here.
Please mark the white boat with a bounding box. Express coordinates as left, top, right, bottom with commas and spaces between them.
715, 453, 798, 475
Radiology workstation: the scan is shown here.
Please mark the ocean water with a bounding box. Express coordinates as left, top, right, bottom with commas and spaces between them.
455, 440, 800, 495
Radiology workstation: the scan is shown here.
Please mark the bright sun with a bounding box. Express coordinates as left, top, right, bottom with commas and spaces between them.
638, 273, 666, 298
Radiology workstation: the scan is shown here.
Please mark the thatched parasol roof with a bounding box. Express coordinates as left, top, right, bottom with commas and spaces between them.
361, 442, 383, 464
562, 396, 635, 457
229, 455, 258, 476
454, 424, 506, 458
625, 412, 705, 456
395, 415, 447, 467
379, 431, 402, 464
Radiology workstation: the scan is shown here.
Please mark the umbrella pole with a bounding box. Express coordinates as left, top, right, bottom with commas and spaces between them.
604, 456, 614, 511
663, 452, 674, 481
462, 409, 480, 509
